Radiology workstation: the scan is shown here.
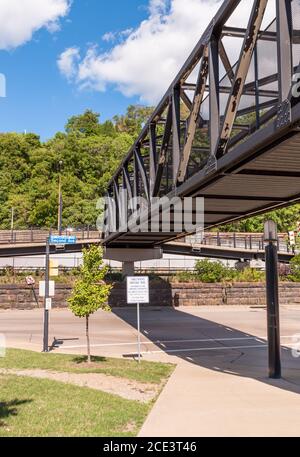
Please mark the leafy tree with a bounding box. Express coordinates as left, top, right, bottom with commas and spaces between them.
113, 105, 154, 137
65, 110, 117, 138
222, 205, 300, 233
65, 109, 102, 136
0, 110, 134, 228
68, 246, 112, 363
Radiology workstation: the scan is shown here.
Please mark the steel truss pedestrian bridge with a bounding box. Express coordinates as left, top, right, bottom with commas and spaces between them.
102, 0, 300, 263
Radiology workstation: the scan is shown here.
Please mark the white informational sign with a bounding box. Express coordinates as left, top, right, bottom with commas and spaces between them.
45, 298, 52, 310
127, 276, 149, 304
39, 281, 55, 298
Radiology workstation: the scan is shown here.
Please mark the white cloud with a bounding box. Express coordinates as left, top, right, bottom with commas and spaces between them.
149, 0, 170, 15
58, 0, 276, 104
57, 46, 80, 79
102, 32, 116, 43
0, 0, 70, 50
102, 29, 134, 44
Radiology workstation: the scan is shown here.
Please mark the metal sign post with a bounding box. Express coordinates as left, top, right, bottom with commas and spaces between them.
137, 303, 141, 364
42, 235, 77, 353
43, 237, 50, 353
127, 276, 149, 363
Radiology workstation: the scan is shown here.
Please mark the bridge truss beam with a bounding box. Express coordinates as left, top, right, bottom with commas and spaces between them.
103, 0, 299, 249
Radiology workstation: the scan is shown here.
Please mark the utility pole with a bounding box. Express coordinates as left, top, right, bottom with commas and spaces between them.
43, 237, 50, 353
264, 220, 281, 379
10, 207, 14, 242
58, 161, 63, 236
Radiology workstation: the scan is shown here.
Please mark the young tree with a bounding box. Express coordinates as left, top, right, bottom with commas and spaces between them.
68, 245, 112, 363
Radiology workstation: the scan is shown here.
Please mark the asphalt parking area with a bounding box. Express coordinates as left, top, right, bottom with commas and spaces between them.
1, 305, 299, 364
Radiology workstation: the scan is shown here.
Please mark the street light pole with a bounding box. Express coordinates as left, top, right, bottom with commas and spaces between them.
58, 161, 63, 236
264, 220, 281, 379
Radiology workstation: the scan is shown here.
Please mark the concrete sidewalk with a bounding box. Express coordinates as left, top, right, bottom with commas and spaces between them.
139, 351, 300, 437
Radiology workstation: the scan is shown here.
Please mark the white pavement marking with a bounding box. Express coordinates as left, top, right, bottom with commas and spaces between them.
125, 344, 269, 356
125, 342, 295, 356
57, 335, 295, 350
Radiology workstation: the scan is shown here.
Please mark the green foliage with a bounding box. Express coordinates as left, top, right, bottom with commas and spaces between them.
287, 254, 300, 282
221, 205, 300, 233
195, 259, 235, 283
174, 260, 265, 284
0, 110, 134, 229
233, 268, 265, 283
173, 271, 198, 283
65, 109, 116, 137
113, 105, 154, 137
68, 245, 112, 318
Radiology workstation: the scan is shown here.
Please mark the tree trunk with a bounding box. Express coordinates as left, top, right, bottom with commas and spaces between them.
86, 315, 91, 364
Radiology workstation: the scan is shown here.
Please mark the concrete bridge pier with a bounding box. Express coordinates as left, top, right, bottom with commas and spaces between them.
122, 261, 135, 277
103, 247, 163, 277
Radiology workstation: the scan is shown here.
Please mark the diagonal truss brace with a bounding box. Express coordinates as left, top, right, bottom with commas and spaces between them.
134, 147, 150, 202
214, 0, 268, 159
177, 46, 209, 183
152, 100, 173, 196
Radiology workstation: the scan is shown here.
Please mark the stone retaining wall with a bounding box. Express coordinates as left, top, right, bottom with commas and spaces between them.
0, 284, 71, 310
172, 282, 300, 307
0, 282, 299, 310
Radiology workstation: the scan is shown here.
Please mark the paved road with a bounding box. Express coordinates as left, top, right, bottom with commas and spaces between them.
1, 305, 300, 436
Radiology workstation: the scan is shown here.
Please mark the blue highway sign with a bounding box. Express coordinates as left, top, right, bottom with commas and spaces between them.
49, 236, 77, 245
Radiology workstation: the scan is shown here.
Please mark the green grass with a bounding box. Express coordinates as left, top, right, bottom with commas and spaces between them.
0, 374, 150, 437
0, 349, 175, 436
0, 348, 175, 384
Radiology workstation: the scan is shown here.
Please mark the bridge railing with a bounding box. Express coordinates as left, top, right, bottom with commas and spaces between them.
179, 233, 292, 254
0, 229, 102, 245
0, 229, 293, 254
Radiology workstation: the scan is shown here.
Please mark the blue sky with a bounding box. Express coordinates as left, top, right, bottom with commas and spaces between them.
0, 0, 273, 142
0, 0, 149, 140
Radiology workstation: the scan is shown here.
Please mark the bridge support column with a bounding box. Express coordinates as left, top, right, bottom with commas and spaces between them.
122, 261, 135, 277
104, 247, 163, 278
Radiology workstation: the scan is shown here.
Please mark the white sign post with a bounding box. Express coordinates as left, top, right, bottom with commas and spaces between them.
127, 276, 149, 363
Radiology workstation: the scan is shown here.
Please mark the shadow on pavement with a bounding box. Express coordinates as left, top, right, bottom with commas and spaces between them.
113, 306, 300, 395
49, 337, 79, 351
